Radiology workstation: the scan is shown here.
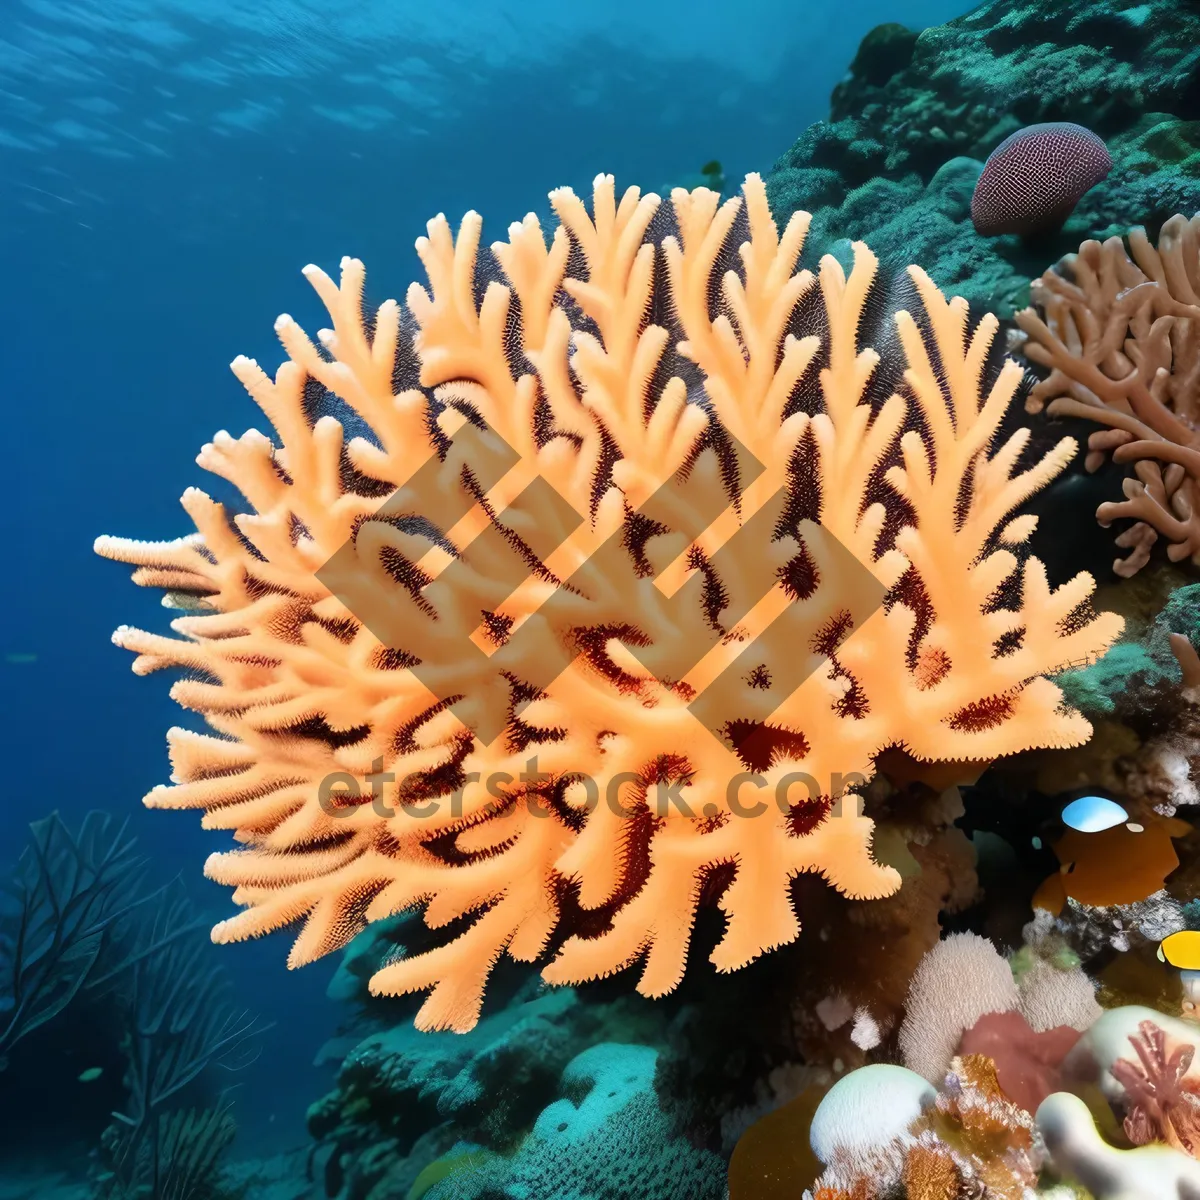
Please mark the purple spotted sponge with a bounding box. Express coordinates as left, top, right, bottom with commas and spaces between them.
971, 122, 1111, 237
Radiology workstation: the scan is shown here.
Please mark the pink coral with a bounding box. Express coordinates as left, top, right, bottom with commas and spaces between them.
959, 1009, 1081, 1115
1112, 1020, 1200, 1155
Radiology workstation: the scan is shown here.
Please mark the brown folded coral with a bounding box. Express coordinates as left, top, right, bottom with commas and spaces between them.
96, 174, 1121, 1033
1015, 214, 1200, 577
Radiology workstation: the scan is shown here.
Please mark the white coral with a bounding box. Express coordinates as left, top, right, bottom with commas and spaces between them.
1018, 956, 1102, 1034
1149, 739, 1200, 815
1038, 1091, 1200, 1200
809, 1063, 934, 1165
898, 932, 1019, 1083
850, 1007, 884, 1051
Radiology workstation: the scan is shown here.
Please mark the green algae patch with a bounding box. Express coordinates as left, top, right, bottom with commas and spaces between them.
407, 1149, 496, 1200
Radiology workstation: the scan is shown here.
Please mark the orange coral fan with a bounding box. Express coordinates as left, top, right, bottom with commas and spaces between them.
96, 174, 1121, 1033
1015, 214, 1200, 576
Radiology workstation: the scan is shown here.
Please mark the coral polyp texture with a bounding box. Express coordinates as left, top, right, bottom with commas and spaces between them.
96, 174, 1121, 1033
970, 122, 1111, 238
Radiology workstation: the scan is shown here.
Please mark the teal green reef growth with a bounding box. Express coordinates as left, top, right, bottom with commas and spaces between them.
766, 0, 1200, 316
419, 1046, 724, 1200
1056, 584, 1200, 717
311, 918, 727, 1199
311, 916, 707, 1200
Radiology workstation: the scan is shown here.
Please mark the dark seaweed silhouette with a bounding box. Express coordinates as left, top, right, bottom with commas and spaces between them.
110, 880, 266, 1127
0, 811, 161, 1066
98, 1097, 238, 1200
0, 811, 269, 1199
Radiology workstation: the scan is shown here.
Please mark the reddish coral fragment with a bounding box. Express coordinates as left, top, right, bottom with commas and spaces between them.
1112, 1019, 1200, 1156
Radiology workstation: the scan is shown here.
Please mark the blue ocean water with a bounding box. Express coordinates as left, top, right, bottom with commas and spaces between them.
0, 0, 982, 1188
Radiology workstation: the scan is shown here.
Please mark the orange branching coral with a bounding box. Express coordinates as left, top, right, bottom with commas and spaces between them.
1015, 214, 1200, 577
96, 174, 1121, 1033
